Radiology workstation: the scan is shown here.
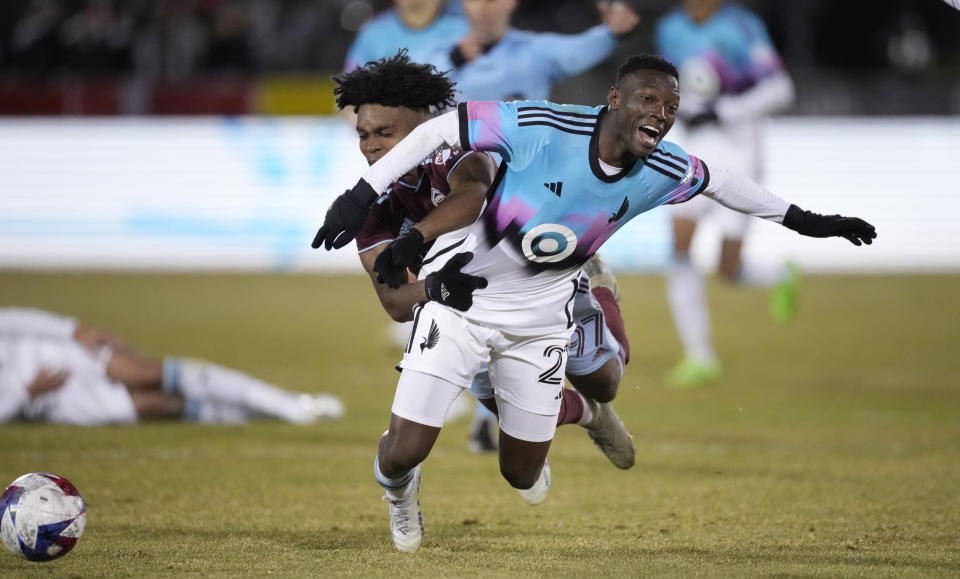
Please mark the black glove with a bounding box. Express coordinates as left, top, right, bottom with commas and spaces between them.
424, 252, 488, 312
311, 179, 379, 250
782, 204, 877, 246
685, 108, 719, 130
374, 227, 425, 289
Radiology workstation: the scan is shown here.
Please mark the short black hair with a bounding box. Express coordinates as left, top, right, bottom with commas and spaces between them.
614, 54, 679, 86
333, 49, 458, 113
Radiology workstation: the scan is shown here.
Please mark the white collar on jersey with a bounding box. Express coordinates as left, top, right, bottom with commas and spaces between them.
597, 157, 624, 177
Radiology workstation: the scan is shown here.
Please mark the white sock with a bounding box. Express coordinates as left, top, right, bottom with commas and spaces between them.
737, 261, 789, 288
666, 256, 716, 364
516, 461, 550, 506
165, 358, 314, 423
374, 456, 415, 500
575, 392, 594, 426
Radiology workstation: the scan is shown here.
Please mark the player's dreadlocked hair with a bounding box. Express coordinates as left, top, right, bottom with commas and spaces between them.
333, 49, 458, 114
614, 54, 679, 85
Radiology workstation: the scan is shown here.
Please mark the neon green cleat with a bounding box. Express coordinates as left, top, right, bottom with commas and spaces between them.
770, 263, 799, 325
666, 357, 721, 388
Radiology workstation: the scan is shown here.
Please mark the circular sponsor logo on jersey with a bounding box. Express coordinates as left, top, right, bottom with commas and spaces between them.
521, 224, 578, 263
431, 188, 447, 206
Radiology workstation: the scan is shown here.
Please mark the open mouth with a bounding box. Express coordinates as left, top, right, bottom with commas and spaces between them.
637, 124, 660, 147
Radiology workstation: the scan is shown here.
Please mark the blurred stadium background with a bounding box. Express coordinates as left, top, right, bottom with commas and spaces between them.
1, 1, 959, 575
1, 0, 959, 272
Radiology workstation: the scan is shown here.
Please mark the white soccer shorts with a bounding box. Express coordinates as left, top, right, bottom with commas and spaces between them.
465, 278, 620, 399
397, 301, 572, 417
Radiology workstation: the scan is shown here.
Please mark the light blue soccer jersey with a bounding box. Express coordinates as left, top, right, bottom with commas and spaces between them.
344, 9, 469, 72
458, 100, 708, 272
655, 4, 783, 97
417, 100, 707, 335
423, 26, 616, 101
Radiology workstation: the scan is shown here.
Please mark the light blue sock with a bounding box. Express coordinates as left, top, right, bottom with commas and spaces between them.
162, 358, 183, 395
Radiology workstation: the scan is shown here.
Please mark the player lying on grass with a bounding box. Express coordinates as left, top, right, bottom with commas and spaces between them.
314, 53, 876, 553
337, 51, 635, 468
0, 307, 343, 425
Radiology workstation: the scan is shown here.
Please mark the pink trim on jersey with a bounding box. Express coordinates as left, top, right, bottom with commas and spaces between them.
466, 101, 506, 151
493, 194, 538, 230
664, 155, 707, 205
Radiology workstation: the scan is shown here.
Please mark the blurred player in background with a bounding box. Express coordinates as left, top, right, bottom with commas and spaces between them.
335, 50, 634, 471
344, 0, 468, 73
313, 53, 875, 552
425, 0, 640, 101
0, 308, 343, 425
423, 0, 641, 449
656, 0, 797, 387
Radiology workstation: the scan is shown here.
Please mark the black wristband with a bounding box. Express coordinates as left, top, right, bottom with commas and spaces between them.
424, 272, 442, 303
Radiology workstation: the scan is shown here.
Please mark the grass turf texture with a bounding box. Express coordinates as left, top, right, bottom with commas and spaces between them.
0, 272, 958, 578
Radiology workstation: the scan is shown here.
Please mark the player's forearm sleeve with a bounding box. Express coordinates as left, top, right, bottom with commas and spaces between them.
716, 72, 795, 124
701, 165, 790, 223
0, 308, 77, 339
361, 111, 462, 194
543, 26, 617, 80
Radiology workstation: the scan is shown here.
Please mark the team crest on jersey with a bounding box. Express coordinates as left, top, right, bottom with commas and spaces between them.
431, 188, 447, 206
420, 320, 440, 352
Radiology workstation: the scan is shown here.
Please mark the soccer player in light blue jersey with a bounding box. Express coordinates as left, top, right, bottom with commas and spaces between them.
312, 54, 876, 552
424, 0, 640, 101
423, 0, 640, 450
656, 0, 798, 387
343, 0, 469, 73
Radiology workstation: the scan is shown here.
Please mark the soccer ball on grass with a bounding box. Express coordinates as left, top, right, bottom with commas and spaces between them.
0, 472, 86, 562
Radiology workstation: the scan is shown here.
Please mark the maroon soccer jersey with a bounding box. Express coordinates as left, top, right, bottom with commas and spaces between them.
355, 149, 487, 270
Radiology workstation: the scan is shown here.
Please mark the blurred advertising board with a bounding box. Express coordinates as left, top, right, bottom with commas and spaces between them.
0, 117, 957, 273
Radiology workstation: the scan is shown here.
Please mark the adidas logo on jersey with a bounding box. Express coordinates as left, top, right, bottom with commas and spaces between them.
544, 182, 563, 197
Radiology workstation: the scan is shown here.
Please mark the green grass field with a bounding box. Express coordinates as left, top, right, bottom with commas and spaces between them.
1, 272, 958, 577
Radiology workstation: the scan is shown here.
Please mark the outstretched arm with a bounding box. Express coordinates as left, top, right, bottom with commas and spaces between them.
312, 111, 463, 250
541, 2, 640, 81
701, 164, 877, 245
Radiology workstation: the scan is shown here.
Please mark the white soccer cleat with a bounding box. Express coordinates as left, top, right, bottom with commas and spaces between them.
516, 460, 550, 506
583, 399, 635, 470
384, 464, 423, 553
300, 393, 345, 422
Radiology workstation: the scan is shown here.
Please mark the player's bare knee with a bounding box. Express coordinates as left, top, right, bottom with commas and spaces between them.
570, 366, 620, 403
499, 463, 540, 490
